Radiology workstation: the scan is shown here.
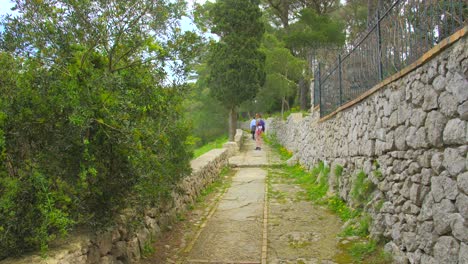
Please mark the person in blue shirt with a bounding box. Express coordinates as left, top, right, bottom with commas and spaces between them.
250, 116, 257, 140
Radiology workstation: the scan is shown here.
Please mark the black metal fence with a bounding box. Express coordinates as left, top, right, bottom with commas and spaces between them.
314, 0, 467, 117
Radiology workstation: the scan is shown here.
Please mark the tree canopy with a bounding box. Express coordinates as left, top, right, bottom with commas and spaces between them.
206, 0, 266, 139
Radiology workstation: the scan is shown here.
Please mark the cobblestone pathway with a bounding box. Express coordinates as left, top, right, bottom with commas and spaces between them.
140, 135, 350, 263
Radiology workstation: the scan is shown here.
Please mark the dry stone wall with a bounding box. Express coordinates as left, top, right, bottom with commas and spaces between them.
267, 36, 468, 264
2, 132, 244, 264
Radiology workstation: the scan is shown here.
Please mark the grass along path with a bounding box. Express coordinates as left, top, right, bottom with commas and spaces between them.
193, 136, 228, 158
265, 135, 392, 263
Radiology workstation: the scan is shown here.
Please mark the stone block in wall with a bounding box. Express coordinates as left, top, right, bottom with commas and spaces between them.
418, 192, 435, 222
433, 236, 460, 264
416, 221, 437, 254
446, 72, 468, 104
451, 214, 468, 243
423, 86, 439, 111
455, 193, 468, 221
433, 199, 457, 235
431, 174, 458, 202
406, 126, 428, 149
136, 228, 150, 253
99, 256, 118, 264
96, 231, 113, 257
460, 243, 468, 264
111, 241, 128, 261
410, 81, 425, 107
87, 246, 101, 264
410, 108, 427, 127
127, 237, 140, 263
384, 241, 409, 264
426, 111, 447, 147
410, 184, 429, 206
433, 75, 447, 92
458, 100, 468, 120
402, 200, 420, 215
458, 172, 468, 195
443, 118, 466, 145
443, 147, 466, 176
439, 92, 458, 116
402, 231, 418, 252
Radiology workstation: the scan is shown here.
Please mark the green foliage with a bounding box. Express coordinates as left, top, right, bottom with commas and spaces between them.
350, 170, 376, 206
327, 196, 360, 222
250, 34, 306, 114
286, 8, 346, 50
0, 170, 74, 257
334, 165, 344, 178
348, 240, 393, 263
349, 240, 377, 261
196, 166, 232, 203
0, 0, 198, 258
372, 160, 383, 180
193, 135, 228, 158
340, 214, 371, 238
141, 238, 156, 258
263, 134, 293, 160
185, 65, 229, 145
207, 0, 266, 111
281, 161, 329, 202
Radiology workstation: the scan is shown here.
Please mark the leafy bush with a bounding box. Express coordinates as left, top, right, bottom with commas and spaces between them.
0, 0, 196, 258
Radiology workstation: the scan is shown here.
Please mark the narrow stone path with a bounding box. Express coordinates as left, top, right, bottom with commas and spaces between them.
140, 135, 351, 263
185, 167, 266, 263
183, 137, 274, 263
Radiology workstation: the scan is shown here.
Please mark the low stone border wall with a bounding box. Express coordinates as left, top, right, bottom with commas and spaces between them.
2, 132, 244, 264
268, 35, 467, 263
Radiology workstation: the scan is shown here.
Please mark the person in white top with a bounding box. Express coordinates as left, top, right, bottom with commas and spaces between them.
250, 117, 257, 140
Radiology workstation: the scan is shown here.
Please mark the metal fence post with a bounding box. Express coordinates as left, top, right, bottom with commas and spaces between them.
318, 63, 322, 117
338, 54, 343, 106
377, 9, 383, 81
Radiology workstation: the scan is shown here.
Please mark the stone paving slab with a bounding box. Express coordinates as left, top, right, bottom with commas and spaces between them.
186, 168, 267, 263
229, 136, 281, 168
267, 170, 349, 264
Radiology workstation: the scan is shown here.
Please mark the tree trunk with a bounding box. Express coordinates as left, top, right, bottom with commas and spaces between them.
229, 106, 237, 141
281, 96, 285, 119
280, 0, 289, 29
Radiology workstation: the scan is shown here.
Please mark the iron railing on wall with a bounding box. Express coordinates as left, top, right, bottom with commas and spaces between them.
315, 0, 467, 117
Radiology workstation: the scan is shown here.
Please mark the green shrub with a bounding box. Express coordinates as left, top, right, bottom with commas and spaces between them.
327, 196, 360, 222
340, 214, 372, 238
351, 170, 376, 206
348, 240, 393, 263
0, 2, 194, 256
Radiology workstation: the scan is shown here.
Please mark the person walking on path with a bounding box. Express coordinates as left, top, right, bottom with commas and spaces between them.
255, 114, 265, 150
250, 116, 257, 140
